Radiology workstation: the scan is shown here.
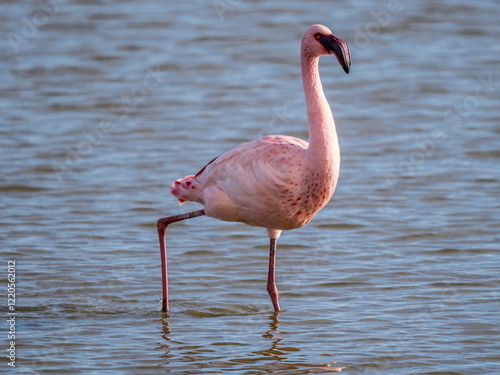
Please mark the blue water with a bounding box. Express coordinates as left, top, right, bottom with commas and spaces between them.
1, 0, 499, 373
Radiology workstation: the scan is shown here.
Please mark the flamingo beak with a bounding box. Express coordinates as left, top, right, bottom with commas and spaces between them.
319, 34, 351, 74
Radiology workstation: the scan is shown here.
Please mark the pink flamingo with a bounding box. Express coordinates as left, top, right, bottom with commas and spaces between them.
157, 24, 350, 312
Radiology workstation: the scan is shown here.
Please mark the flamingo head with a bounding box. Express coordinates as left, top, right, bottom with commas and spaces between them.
302, 24, 351, 74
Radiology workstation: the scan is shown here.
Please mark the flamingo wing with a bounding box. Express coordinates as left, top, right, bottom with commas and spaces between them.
197, 135, 309, 228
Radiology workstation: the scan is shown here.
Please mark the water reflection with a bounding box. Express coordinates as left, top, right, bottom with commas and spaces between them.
158, 316, 173, 367
158, 311, 345, 372
256, 312, 284, 359
262, 311, 281, 340
258, 313, 345, 373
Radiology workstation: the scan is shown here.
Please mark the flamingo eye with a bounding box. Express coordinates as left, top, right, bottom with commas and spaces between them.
314, 33, 321, 40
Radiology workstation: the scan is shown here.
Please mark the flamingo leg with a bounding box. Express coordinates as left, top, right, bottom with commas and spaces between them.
267, 238, 281, 312
157, 209, 206, 311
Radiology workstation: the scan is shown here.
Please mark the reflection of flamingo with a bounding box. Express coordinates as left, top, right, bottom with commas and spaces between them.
157, 24, 350, 312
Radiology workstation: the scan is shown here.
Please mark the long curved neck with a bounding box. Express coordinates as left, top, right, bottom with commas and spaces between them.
301, 52, 340, 169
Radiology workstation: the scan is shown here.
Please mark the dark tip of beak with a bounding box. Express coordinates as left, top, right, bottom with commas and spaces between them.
343, 60, 350, 74
319, 34, 351, 74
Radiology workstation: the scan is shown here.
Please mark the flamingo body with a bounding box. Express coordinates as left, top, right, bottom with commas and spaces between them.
171, 134, 337, 231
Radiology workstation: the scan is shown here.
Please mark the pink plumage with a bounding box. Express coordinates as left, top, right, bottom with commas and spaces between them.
171, 135, 333, 231
157, 24, 351, 312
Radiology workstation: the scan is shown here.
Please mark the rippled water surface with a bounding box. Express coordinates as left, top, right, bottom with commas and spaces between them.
1, 0, 499, 374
